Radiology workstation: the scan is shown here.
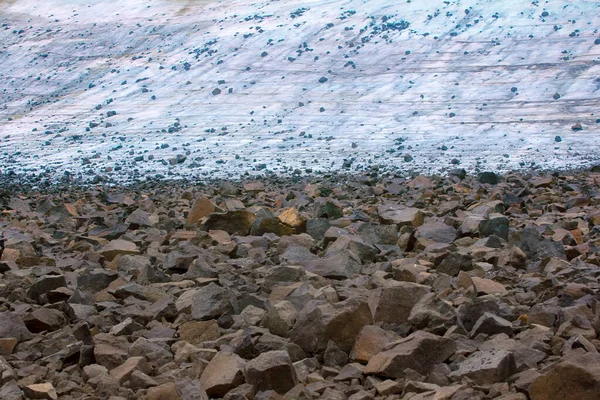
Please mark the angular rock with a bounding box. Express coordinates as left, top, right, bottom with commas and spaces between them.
470, 312, 513, 337
99, 240, 140, 261
350, 325, 399, 364
204, 210, 257, 236
187, 195, 216, 226
245, 350, 298, 394
178, 320, 220, 345
364, 331, 456, 378
448, 350, 516, 385
0, 312, 32, 342
22, 383, 58, 400
289, 297, 373, 354
369, 282, 431, 325
378, 205, 424, 228
200, 351, 246, 398
529, 353, 600, 400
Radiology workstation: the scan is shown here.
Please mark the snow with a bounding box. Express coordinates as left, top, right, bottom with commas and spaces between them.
0, 0, 599, 183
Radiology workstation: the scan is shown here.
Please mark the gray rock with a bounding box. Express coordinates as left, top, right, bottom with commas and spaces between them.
449, 350, 516, 385
245, 350, 298, 394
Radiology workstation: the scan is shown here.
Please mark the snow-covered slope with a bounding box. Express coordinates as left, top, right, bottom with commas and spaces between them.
1, 0, 599, 183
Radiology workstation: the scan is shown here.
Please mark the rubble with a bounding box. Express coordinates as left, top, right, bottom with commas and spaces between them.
0, 170, 599, 399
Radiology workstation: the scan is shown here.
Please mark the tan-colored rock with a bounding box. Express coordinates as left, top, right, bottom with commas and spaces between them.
471, 276, 507, 295
378, 205, 424, 228
145, 382, 182, 400
200, 351, 246, 397
243, 181, 265, 192
245, 350, 298, 394
178, 320, 220, 345
369, 282, 431, 325
350, 325, 399, 364
529, 353, 600, 400
364, 331, 456, 378
0, 338, 17, 356
186, 195, 216, 226
278, 208, 307, 231
22, 383, 58, 400
448, 350, 516, 385
99, 240, 140, 261
110, 356, 151, 384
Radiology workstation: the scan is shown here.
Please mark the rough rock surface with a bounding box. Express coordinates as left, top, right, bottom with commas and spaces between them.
0, 170, 599, 400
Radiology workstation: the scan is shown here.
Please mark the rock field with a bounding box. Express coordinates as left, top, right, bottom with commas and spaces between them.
1, 169, 600, 399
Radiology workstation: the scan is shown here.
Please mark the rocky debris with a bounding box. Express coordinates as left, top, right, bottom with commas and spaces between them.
0, 171, 598, 399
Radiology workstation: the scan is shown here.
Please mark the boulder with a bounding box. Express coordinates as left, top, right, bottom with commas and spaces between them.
448, 350, 516, 385
245, 350, 298, 394
289, 297, 373, 354
369, 282, 431, 325
364, 331, 456, 378
200, 351, 246, 398
529, 353, 600, 400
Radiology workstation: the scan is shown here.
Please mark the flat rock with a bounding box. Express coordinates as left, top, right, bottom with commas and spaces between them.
22, 383, 58, 400
99, 240, 140, 261
448, 350, 516, 385
350, 325, 399, 364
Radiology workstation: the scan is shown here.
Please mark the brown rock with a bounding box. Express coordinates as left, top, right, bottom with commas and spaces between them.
145, 382, 182, 400
289, 297, 373, 354
99, 239, 140, 261
186, 195, 217, 226
529, 353, 600, 400
369, 282, 431, 325
22, 383, 58, 400
0, 338, 17, 356
200, 351, 246, 397
110, 356, 151, 384
178, 320, 220, 345
378, 205, 424, 228
350, 325, 399, 364
364, 331, 456, 378
245, 350, 298, 394
448, 350, 516, 385
203, 210, 257, 236
278, 208, 307, 232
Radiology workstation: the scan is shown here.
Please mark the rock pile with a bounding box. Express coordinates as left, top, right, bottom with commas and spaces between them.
0, 170, 599, 399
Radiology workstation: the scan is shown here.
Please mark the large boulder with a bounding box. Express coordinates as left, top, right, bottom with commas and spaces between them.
289, 297, 373, 354
369, 282, 431, 325
364, 331, 456, 378
528, 353, 600, 400
245, 350, 298, 394
199, 351, 246, 398
203, 210, 257, 236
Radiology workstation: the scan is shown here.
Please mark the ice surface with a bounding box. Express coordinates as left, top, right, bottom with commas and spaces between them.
0, 0, 599, 183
